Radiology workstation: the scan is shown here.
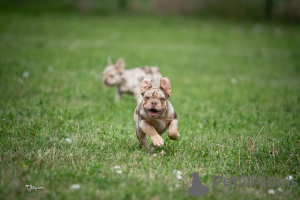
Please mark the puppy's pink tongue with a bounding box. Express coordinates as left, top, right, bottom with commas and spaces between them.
148, 110, 158, 116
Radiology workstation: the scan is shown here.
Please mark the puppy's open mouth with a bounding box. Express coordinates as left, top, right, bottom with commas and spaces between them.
147, 109, 161, 117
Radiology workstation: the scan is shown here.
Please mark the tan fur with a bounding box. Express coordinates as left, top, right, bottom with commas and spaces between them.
102, 58, 162, 103
134, 77, 180, 149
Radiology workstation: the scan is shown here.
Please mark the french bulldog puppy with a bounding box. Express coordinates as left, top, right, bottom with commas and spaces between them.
134, 77, 180, 149
102, 57, 162, 103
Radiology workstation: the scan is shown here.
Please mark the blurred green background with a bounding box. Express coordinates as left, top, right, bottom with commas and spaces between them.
1, 0, 300, 22
1, 0, 300, 200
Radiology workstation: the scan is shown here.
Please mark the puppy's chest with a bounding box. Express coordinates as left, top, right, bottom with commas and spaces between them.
147, 118, 170, 134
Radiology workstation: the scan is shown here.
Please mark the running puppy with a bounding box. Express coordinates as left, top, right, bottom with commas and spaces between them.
134, 77, 180, 149
102, 57, 162, 103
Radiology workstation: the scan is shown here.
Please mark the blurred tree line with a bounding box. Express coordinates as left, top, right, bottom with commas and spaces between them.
1, 0, 300, 22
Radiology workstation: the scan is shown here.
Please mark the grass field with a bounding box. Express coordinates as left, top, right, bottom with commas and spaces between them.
0, 11, 300, 199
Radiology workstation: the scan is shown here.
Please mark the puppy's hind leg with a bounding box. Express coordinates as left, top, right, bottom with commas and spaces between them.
136, 129, 149, 150
168, 119, 180, 140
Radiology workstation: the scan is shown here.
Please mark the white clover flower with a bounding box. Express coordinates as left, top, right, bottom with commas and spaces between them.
175, 183, 181, 188
230, 78, 237, 84
160, 150, 165, 156
286, 175, 293, 180
268, 189, 275, 194
65, 138, 72, 144
114, 166, 121, 169
71, 184, 80, 189
173, 170, 181, 175
48, 66, 53, 73
116, 170, 122, 174
152, 153, 157, 157
23, 71, 30, 78
277, 188, 283, 192
176, 174, 182, 180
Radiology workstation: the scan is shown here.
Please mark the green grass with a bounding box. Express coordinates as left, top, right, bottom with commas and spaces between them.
0, 12, 300, 200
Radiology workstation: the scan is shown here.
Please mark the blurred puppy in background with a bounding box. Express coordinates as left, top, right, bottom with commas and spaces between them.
102, 58, 162, 103
134, 77, 180, 149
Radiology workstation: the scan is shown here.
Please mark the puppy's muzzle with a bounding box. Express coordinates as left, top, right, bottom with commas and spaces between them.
151, 101, 157, 107
104, 78, 112, 86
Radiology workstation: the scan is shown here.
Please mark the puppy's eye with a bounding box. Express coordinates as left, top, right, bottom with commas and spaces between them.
160, 97, 166, 101
145, 97, 150, 100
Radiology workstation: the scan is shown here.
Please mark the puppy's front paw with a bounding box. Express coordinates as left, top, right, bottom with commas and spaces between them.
151, 135, 164, 147
168, 132, 180, 140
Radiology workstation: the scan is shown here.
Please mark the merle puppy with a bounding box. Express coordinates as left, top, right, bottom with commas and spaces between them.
102, 58, 162, 103
134, 77, 180, 149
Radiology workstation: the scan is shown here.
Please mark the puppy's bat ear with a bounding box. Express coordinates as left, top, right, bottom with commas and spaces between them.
160, 77, 171, 96
107, 57, 113, 65
115, 58, 125, 73
140, 78, 152, 94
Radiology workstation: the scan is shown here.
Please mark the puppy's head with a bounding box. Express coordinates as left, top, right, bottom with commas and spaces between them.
140, 77, 171, 118
102, 57, 125, 86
